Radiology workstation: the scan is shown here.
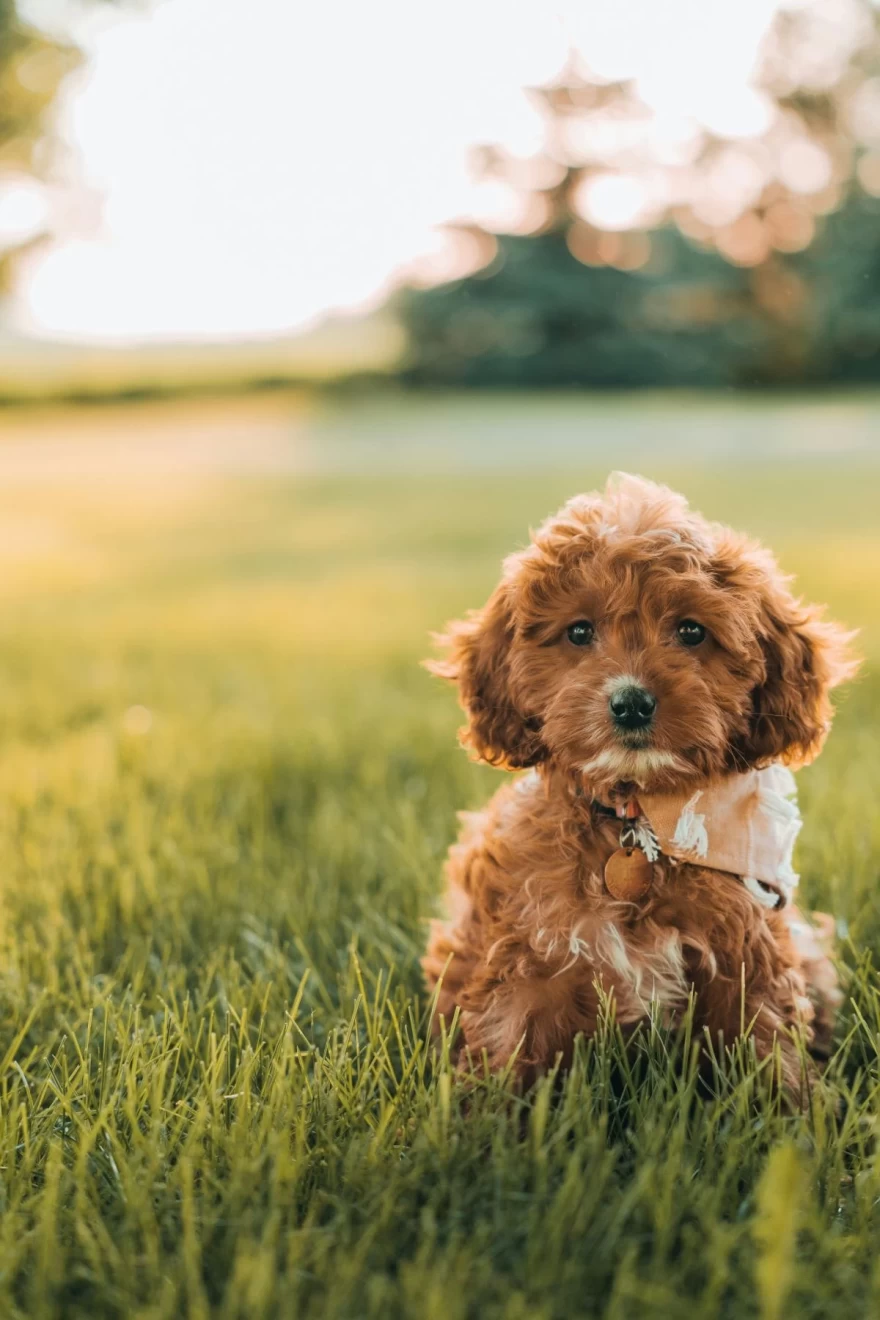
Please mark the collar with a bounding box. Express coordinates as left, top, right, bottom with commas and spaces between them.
590, 799, 619, 819
594, 764, 802, 910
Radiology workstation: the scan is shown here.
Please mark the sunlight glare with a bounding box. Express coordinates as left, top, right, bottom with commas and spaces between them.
14, 0, 798, 340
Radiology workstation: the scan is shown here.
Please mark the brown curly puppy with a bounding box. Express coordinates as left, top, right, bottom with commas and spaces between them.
423, 474, 857, 1095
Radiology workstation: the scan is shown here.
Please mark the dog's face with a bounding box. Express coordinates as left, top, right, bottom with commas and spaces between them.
431, 475, 856, 795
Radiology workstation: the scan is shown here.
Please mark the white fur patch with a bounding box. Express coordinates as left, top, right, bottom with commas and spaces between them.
629, 749, 683, 775
671, 791, 709, 857
558, 920, 688, 1010
581, 747, 684, 786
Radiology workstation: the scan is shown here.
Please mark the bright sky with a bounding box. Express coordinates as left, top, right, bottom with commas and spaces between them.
10, 0, 790, 343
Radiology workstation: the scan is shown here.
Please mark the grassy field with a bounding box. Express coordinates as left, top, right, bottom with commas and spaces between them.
0, 392, 879, 1318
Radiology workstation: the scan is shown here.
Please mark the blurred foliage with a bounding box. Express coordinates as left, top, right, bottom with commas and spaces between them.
399, 198, 880, 388
399, 229, 776, 389
400, 0, 880, 387
0, 0, 80, 289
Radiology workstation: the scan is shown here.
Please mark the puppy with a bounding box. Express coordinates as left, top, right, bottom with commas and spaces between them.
423, 474, 857, 1094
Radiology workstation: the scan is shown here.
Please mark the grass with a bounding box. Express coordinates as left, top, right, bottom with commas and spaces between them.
0, 393, 878, 1317
0, 312, 402, 403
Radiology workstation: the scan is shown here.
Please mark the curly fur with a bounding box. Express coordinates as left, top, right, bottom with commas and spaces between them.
423, 474, 858, 1095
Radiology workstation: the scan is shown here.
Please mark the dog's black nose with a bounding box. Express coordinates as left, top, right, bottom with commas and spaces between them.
609, 685, 657, 731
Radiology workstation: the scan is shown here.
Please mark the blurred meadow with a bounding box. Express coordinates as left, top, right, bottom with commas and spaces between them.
3, 0, 880, 1315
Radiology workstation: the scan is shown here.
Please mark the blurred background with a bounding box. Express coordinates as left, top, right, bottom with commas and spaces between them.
0, 0, 877, 724
6, 0, 880, 393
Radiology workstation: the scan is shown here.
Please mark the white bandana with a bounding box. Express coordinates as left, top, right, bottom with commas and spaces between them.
638, 765, 802, 910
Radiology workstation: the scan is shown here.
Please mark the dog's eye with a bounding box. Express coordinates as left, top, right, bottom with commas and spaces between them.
566, 620, 595, 647
677, 619, 706, 647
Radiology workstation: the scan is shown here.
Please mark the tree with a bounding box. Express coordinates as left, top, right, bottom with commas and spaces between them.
0, 0, 80, 290
398, 0, 880, 387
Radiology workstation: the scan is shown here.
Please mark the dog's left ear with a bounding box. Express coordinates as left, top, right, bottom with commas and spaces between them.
725, 544, 859, 767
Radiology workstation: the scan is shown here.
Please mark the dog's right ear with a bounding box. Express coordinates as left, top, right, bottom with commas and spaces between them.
426, 581, 545, 769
